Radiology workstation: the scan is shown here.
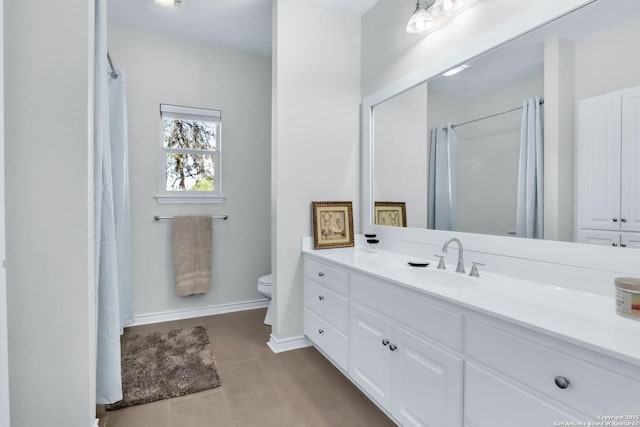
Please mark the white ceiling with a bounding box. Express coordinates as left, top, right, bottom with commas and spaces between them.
428, 0, 640, 99
107, 0, 379, 56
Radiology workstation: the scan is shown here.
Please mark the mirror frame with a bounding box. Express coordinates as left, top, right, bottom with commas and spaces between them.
362, 0, 596, 231
360, 0, 640, 274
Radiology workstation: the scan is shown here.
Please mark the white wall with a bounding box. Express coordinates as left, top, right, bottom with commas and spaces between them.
575, 15, 640, 101
544, 36, 576, 242
4, 1, 96, 426
373, 83, 428, 228
108, 26, 272, 318
272, 0, 360, 340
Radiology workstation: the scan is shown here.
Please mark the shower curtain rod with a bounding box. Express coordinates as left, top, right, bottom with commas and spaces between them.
154, 215, 229, 221
107, 51, 119, 79
451, 99, 544, 129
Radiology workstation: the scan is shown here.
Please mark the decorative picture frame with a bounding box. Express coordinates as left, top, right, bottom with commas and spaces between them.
374, 202, 407, 227
312, 201, 355, 250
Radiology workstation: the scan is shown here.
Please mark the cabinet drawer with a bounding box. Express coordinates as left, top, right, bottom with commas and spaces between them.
466, 320, 640, 417
304, 257, 348, 296
465, 363, 580, 427
304, 280, 348, 335
304, 309, 348, 371
351, 274, 463, 351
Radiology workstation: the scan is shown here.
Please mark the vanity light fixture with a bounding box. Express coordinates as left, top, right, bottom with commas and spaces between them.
154, 0, 184, 8
406, 0, 465, 35
442, 64, 470, 76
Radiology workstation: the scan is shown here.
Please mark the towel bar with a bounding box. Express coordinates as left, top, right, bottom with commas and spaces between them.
154, 215, 228, 221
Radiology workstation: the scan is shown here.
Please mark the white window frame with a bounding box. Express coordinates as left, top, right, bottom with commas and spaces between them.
155, 104, 225, 204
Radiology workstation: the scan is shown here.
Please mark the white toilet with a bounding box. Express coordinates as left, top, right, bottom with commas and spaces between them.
257, 274, 273, 325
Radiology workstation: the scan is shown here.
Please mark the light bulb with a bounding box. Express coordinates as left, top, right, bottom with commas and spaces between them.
406, 9, 435, 34
154, 0, 176, 7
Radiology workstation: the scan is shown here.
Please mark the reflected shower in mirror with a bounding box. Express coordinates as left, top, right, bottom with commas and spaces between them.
371, 0, 640, 243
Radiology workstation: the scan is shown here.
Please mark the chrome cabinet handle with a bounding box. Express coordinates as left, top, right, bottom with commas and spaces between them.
613, 243, 619, 247
554, 376, 570, 390
382, 339, 390, 346
318, 329, 324, 335
613, 218, 619, 222
318, 272, 325, 277
621, 243, 628, 248
389, 344, 398, 352
621, 218, 628, 222
318, 295, 325, 301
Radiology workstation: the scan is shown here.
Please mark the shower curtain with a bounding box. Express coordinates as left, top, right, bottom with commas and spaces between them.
428, 123, 457, 231
95, 0, 133, 404
516, 96, 544, 239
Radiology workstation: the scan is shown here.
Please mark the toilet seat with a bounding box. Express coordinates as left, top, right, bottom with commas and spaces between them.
258, 274, 272, 287
257, 274, 273, 326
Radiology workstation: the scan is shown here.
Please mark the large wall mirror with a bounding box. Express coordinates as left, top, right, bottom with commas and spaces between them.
370, 0, 640, 248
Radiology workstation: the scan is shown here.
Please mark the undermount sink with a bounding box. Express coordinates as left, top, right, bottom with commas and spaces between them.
393, 265, 479, 287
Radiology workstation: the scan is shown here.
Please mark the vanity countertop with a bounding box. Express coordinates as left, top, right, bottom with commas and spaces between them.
303, 245, 640, 367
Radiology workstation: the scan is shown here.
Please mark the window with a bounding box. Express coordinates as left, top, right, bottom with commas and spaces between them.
156, 104, 224, 204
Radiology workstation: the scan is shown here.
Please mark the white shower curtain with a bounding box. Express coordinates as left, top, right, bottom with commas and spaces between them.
516, 96, 544, 239
95, 0, 133, 404
428, 123, 457, 231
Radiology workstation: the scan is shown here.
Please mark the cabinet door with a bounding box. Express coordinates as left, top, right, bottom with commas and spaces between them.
349, 303, 393, 410
392, 326, 463, 427
577, 229, 620, 247
577, 94, 621, 231
621, 87, 640, 232
621, 232, 640, 249
465, 363, 581, 427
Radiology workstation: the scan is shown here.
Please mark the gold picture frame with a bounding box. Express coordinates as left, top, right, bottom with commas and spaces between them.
312, 201, 355, 250
374, 202, 407, 227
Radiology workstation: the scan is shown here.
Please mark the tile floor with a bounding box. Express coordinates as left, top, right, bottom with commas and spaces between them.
100, 308, 395, 427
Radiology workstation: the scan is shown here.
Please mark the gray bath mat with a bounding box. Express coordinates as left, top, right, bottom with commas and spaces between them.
107, 326, 222, 410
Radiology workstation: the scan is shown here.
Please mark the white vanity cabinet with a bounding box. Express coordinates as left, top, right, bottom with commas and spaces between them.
577, 85, 640, 245
303, 257, 349, 371
302, 253, 640, 427
349, 302, 463, 427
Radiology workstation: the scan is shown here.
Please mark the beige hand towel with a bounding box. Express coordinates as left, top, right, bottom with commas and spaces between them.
172, 216, 212, 296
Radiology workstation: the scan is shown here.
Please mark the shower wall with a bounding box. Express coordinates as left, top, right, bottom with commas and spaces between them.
109, 25, 272, 320
428, 74, 544, 236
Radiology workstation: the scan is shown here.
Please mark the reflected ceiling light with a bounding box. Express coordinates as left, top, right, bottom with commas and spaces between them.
442, 64, 470, 76
406, 0, 466, 35
154, 0, 184, 8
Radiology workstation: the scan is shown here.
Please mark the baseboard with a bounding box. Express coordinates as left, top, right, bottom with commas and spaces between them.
92, 419, 99, 427
267, 333, 312, 353
132, 299, 270, 326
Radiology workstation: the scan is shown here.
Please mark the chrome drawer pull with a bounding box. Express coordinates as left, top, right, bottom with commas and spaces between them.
613, 218, 619, 222
554, 376, 570, 390
389, 344, 398, 352
318, 329, 325, 335
318, 295, 325, 301
318, 272, 325, 277
382, 339, 390, 346
621, 218, 627, 222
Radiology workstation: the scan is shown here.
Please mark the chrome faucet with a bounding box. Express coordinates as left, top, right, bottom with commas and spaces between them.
442, 238, 465, 274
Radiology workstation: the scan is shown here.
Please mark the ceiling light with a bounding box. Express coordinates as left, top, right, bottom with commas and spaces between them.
442, 64, 470, 76
434, 0, 464, 17
154, 0, 184, 8
406, 0, 467, 35
406, 0, 436, 34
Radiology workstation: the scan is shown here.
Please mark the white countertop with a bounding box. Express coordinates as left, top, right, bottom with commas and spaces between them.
303, 245, 640, 367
